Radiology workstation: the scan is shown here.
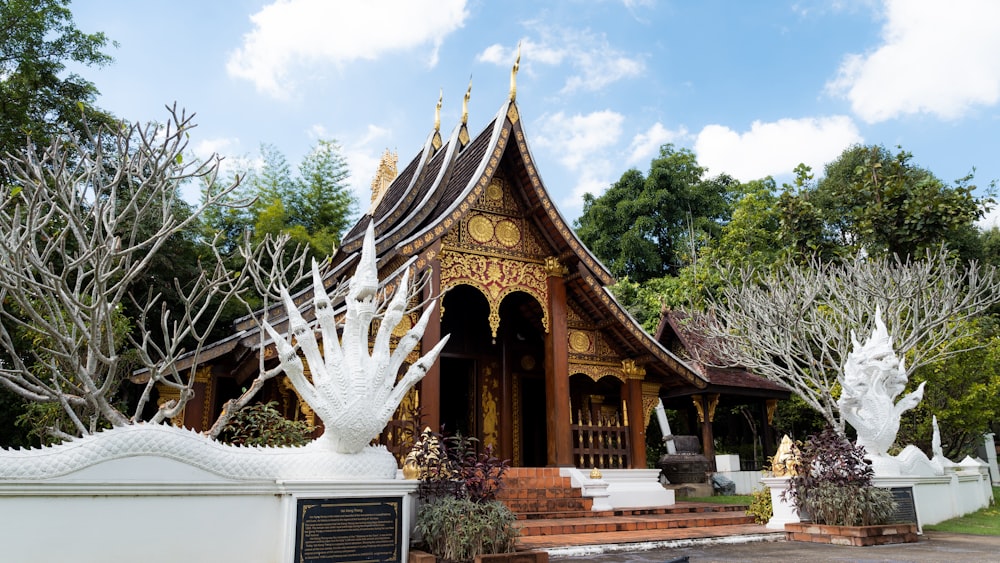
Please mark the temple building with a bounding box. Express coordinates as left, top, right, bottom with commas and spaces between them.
170, 71, 787, 470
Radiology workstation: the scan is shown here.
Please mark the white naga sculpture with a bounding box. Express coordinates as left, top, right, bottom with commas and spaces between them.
837, 307, 925, 458
263, 222, 449, 457
0, 223, 448, 481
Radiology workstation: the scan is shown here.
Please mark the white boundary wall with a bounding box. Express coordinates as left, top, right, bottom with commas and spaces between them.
763, 464, 993, 532
0, 455, 417, 563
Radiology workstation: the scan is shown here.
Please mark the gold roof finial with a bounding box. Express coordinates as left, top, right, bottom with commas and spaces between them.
510, 42, 521, 101
434, 89, 442, 132
461, 77, 472, 125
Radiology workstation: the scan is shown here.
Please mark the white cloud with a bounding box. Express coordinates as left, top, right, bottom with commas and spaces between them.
533, 110, 625, 213
476, 25, 645, 93
193, 137, 238, 163
979, 204, 1000, 230
693, 116, 862, 181
627, 123, 688, 166
228, 0, 469, 99
826, 0, 1000, 123
477, 44, 507, 65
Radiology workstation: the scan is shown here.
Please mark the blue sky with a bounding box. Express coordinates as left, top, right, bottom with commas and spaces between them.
72, 0, 1000, 226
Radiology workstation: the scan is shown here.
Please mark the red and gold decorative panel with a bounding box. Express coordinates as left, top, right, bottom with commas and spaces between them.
439, 249, 549, 337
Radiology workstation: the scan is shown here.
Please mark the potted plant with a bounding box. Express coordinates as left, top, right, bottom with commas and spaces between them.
783, 427, 916, 546
408, 430, 546, 563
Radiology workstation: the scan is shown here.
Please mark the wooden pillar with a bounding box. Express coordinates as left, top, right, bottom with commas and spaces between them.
693, 393, 720, 471
420, 245, 443, 434
624, 376, 647, 469
544, 257, 572, 466
763, 399, 778, 462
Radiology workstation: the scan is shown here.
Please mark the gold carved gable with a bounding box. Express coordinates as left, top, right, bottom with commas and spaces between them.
439, 249, 549, 338
438, 171, 558, 338
441, 173, 548, 261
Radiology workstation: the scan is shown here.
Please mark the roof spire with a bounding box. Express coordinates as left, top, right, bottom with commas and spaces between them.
510, 42, 521, 101
461, 77, 472, 125
434, 89, 442, 132
368, 148, 398, 213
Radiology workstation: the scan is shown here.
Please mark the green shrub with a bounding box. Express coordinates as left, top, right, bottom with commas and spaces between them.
216, 401, 313, 447
410, 431, 519, 560
746, 486, 773, 524
785, 427, 896, 526
415, 496, 518, 562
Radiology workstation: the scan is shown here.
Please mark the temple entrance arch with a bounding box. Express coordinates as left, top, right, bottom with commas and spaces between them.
439, 285, 547, 466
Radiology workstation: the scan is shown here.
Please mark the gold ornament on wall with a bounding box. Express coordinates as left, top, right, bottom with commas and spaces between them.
468, 214, 494, 244
569, 330, 593, 353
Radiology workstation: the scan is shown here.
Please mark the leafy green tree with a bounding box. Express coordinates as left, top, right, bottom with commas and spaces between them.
205, 140, 356, 261
0, 0, 116, 180
575, 144, 736, 282
897, 318, 1000, 459
791, 145, 989, 259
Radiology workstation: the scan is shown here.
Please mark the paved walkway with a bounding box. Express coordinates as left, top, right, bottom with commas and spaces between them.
547, 532, 1000, 562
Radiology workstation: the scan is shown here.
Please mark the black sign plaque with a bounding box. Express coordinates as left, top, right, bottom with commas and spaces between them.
294, 496, 403, 563
887, 486, 918, 525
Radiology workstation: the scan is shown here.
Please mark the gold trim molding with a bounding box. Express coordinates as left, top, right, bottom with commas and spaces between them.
439, 249, 549, 337
569, 362, 624, 382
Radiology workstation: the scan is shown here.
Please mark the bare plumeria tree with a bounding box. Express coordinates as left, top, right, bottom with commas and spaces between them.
0, 105, 310, 440
686, 250, 1000, 434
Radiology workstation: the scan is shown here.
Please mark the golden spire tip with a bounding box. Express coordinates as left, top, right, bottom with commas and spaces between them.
510, 42, 521, 102
461, 77, 472, 125
434, 89, 442, 132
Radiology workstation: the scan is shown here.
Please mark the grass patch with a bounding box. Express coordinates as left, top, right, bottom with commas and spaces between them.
685, 494, 752, 505
924, 488, 1000, 536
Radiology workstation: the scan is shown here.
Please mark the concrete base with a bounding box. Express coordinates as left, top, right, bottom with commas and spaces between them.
762, 476, 798, 530
559, 468, 676, 510
0, 455, 418, 563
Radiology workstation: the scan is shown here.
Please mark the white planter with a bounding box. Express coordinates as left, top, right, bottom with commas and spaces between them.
715, 454, 741, 472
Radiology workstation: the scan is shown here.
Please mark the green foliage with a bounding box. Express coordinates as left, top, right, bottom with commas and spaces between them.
0, 0, 117, 181
785, 428, 896, 526
772, 394, 827, 441
705, 177, 784, 268
898, 319, 1000, 459
797, 144, 989, 259
207, 140, 356, 262
413, 431, 510, 503
746, 487, 773, 524
411, 431, 519, 560
216, 401, 313, 447
575, 144, 736, 282
414, 496, 518, 561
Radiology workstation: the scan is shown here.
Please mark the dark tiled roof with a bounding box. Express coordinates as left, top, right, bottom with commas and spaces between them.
656, 311, 790, 396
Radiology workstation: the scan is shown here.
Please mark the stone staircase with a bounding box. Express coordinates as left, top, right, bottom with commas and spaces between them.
496, 467, 779, 550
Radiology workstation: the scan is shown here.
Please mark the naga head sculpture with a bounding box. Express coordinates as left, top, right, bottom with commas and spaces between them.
838, 306, 924, 456
263, 222, 449, 454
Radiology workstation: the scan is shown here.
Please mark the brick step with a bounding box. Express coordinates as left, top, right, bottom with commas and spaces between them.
515, 510, 754, 537
500, 497, 593, 514
496, 484, 580, 500
516, 522, 781, 550
499, 473, 574, 485
511, 502, 748, 520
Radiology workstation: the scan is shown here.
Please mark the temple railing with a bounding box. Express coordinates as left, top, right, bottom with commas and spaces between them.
571, 410, 630, 469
